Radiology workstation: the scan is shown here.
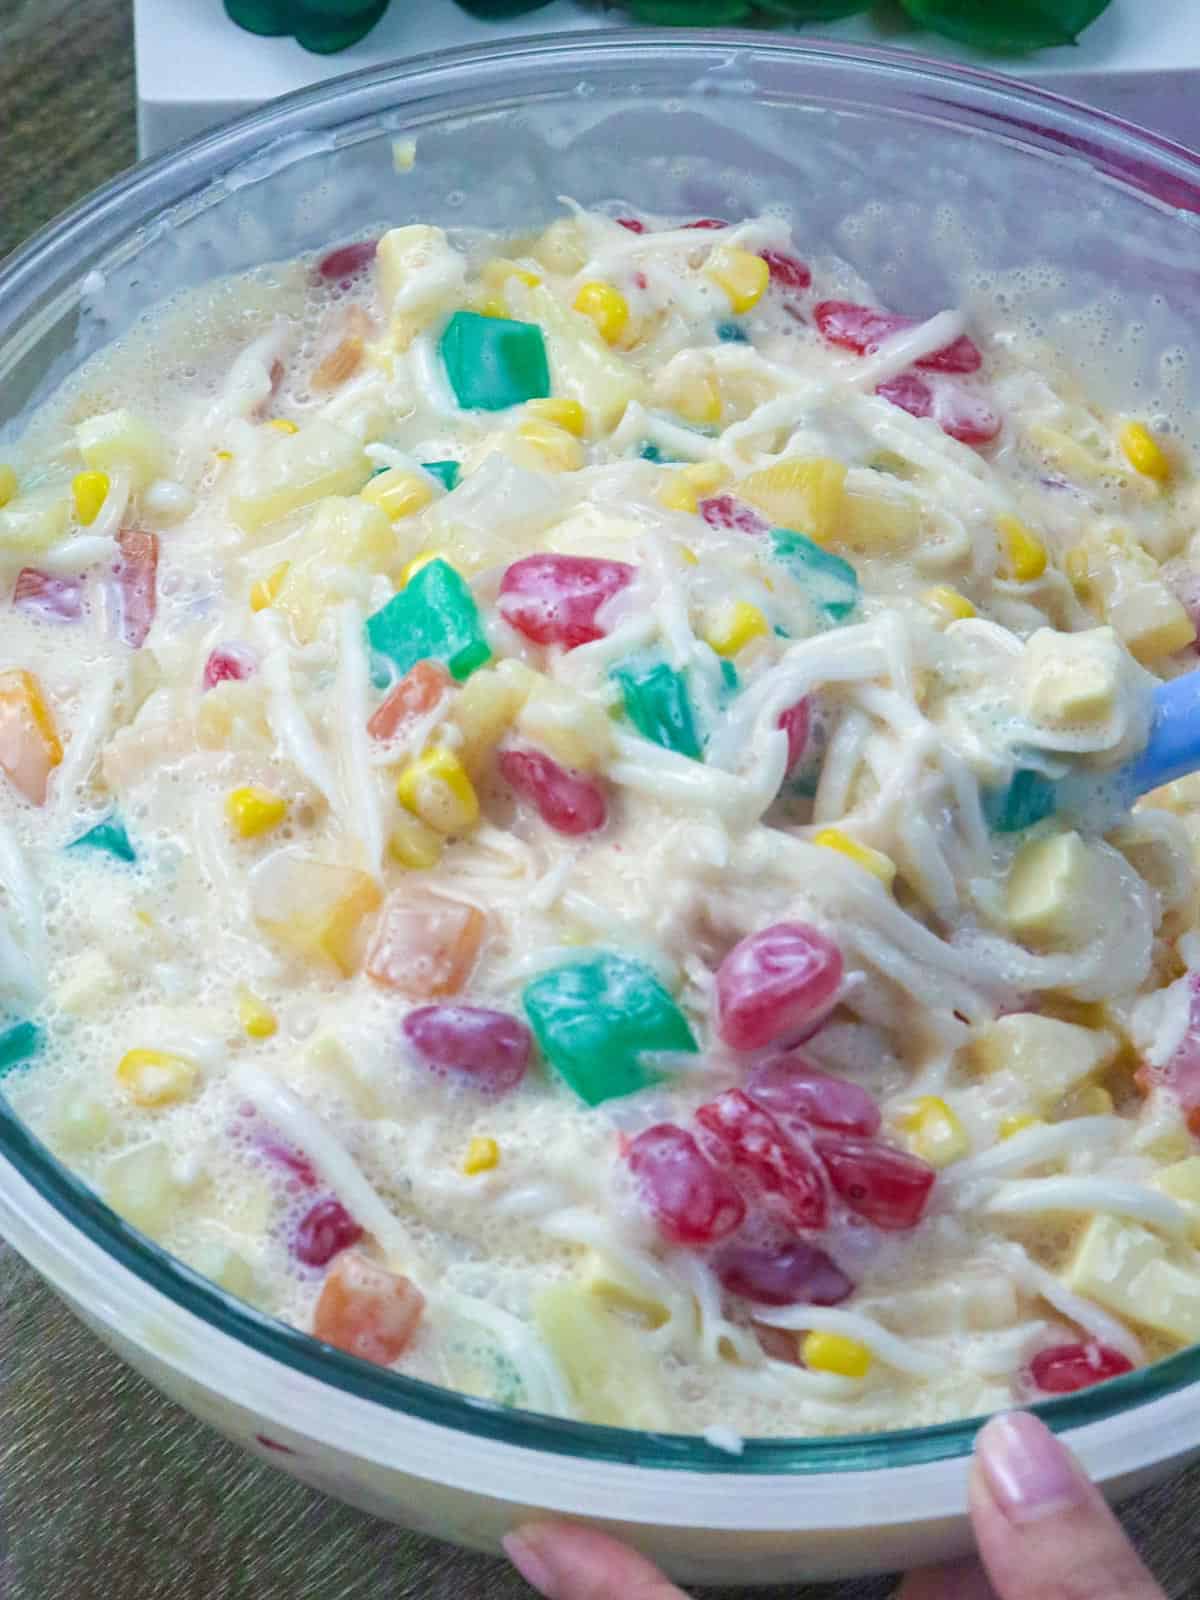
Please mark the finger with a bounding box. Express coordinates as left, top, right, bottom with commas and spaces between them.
970, 1412, 1165, 1600
503, 1521, 689, 1600
894, 1558, 996, 1599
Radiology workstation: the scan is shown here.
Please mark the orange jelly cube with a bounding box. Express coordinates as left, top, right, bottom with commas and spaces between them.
367, 659, 452, 741
365, 893, 485, 998
312, 1252, 425, 1366
0, 668, 62, 805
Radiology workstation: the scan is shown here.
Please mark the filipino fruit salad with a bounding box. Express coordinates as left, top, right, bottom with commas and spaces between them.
3, 204, 1200, 1443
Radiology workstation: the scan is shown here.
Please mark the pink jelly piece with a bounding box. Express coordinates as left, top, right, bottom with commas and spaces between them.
683, 218, 728, 230
698, 493, 769, 537
715, 922, 843, 1052
627, 1123, 747, 1246
12, 567, 84, 623
715, 1240, 853, 1307
695, 1088, 828, 1231
401, 1003, 532, 1095
1029, 1343, 1134, 1395
754, 1322, 803, 1364
814, 300, 982, 373
1143, 970, 1200, 1128
256, 1136, 319, 1189
616, 217, 647, 233
760, 250, 812, 293
778, 699, 811, 774
498, 554, 635, 650
498, 746, 607, 837
746, 1055, 881, 1139
203, 644, 256, 689
113, 527, 158, 649
876, 373, 1001, 447
813, 1135, 935, 1231
317, 239, 378, 283
293, 1197, 364, 1267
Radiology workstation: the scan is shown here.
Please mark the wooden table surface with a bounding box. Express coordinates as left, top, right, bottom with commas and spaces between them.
1, 1, 1199, 1594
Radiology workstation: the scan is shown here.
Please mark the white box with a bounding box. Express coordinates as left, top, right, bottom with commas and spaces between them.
135, 0, 1200, 159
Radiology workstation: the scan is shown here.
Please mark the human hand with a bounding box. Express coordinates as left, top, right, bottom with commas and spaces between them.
503, 1411, 1166, 1599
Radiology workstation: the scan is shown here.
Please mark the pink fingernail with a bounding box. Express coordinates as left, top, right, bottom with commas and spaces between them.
976, 1412, 1086, 1524
503, 1531, 560, 1598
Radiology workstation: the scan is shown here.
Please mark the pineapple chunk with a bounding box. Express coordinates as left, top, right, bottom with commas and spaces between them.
194, 680, 273, 754
451, 660, 537, 775
1006, 831, 1119, 950
187, 1240, 259, 1303
840, 484, 921, 552
229, 421, 371, 533
249, 850, 382, 975
737, 457, 846, 545
969, 1013, 1118, 1106
103, 1142, 189, 1237
375, 225, 467, 349
76, 409, 168, 490
1020, 627, 1122, 728
534, 1284, 669, 1428
1070, 531, 1195, 662
516, 677, 613, 772
578, 1250, 670, 1328
1155, 1158, 1200, 1243
0, 484, 72, 552
526, 284, 643, 434
1064, 1215, 1200, 1343
273, 496, 399, 642
531, 218, 588, 275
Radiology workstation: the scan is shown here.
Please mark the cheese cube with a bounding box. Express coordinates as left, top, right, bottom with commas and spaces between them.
515, 677, 613, 772
250, 851, 382, 976
578, 1250, 670, 1328
970, 1013, 1118, 1106
1064, 1215, 1200, 1343
452, 660, 538, 775
376, 225, 467, 347
76, 409, 168, 490
1006, 831, 1118, 950
534, 1284, 668, 1429
1020, 627, 1122, 728
1155, 1158, 1200, 1243
0, 484, 72, 552
1106, 579, 1194, 663
230, 422, 372, 533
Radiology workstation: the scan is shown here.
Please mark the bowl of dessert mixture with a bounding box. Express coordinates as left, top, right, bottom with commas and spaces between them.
3, 32, 1200, 1585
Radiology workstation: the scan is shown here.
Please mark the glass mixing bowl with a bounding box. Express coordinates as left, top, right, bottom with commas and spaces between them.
3, 31, 1200, 1585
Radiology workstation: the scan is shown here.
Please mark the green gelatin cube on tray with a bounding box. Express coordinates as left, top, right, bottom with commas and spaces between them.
612, 655, 702, 760
771, 529, 860, 623
68, 813, 135, 863
422, 460, 461, 492
523, 951, 698, 1106
439, 312, 550, 411
0, 1020, 43, 1079
984, 768, 1058, 834
366, 558, 492, 683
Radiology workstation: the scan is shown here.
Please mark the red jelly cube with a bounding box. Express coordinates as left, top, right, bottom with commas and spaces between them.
746, 1055, 881, 1139
293, 1197, 364, 1267
316, 239, 379, 284
698, 493, 769, 537
814, 1135, 935, 1231
876, 373, 1000, 447
695, 1089, 827, 1231
760, 250, 812, 293
401, 1003, 532, 1095
715, 1240, 853, 1307
13, 568, 84, 623
203, 644, 256, 689
627, 1123, 746, 1246
499, 746, 607, 836
715, 922, 843, 1052
778, 699, 811, 774
683, 218, 728, 230
498, 554, 634, 650
1029, 1343, 1134, 1395
814, 301, 981, 373
616, 217, 647, 234
114, 527, 158, 649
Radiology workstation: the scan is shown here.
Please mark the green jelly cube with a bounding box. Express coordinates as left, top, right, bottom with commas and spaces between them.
0, 1020, 43, 1079
771, 529, 860, 624
439, 311, 550, 411
984, 768, 1058, 834
366, 558, 492, 683
523, 951, 698, 1106
719, 658, 740, 703
612, 654, 702, 760
68, 813, 135, 863
422, 459, 461, 492
717, 321, 749, 343
638, 441, 671, 463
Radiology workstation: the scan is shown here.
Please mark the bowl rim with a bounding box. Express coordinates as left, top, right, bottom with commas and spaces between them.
5, 26, 1200, 1479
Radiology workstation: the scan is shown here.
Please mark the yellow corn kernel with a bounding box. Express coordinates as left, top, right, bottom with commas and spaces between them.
658, 460, 731, 514
922, 585, 976, 623
117, 1048, 198, 1108
71, 469, 110, 526
707, 246, 770, 314
481, 257, 542, 291
0, 465, 16, 508
237, 988, 278, 1039
362, 467, 434, 522
702, 599, 769, 658
463, 1135, 500, 1175
226, 785, 287, 839
573, 281, 630, 344
401, 549, 442, 587
678, 546, 699, 567
215, 449, 233, 464
999, 1113, 1040, 1140
250, 562, 289, 612
266, 418, 299, 435
388, 809, 444, 870
813, 827, 897, 889
801, 1330, 872, 1379
902, 1096, 971, 1168
526, 397, 587, 438
514, 419, 585, 473
998, 515, 1047, 583
471, 296, 509, 320
1121, 421, 1170, 482
675, 374, 723, 427
738, 457, 846, 544
397, 747, 479, 835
